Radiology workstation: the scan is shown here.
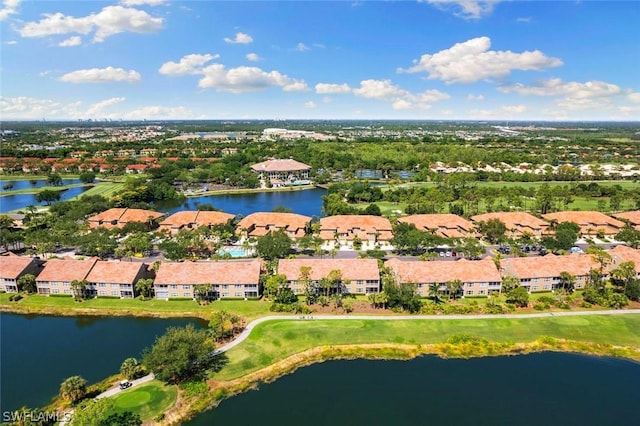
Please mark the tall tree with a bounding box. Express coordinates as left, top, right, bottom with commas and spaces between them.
59, 375, 87, 403
142, 324, 216, 383
17, 274, 37, 293
255, 229, 293, 260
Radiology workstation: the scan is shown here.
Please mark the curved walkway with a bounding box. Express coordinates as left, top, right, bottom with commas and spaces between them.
63, 308, 639, 421
215, 308, 640, 353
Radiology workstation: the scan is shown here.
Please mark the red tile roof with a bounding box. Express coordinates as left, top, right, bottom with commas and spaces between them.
88, 208, 164, 228
471, 212, 549, 234
319, 215, 393, 241
543, 211, 625, 234
85, 261, 145, 284
398, 214, 477, 238
612, 211, 640, 230
385, 257, 501, 284
154, 260, 262, 285
237, 212, 310, 238
278, 258, 380, 281
250, 158, 311, 172
609, 245, 640, 272
159, 211, 234, 230
0, 255, 38, 279
502, 253, 601, 279
36, 258, 98, 282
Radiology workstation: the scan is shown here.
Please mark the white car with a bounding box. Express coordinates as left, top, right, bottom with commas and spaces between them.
119, 380, 132, 390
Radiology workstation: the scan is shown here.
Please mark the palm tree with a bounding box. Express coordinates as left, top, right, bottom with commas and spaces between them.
428, 282, 441, 302
558, 271, 577, 293
446, 279, 463, 300
59, 375, 87, 403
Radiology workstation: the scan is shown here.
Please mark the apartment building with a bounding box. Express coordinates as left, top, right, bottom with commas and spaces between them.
398, 214, 477, 239
236, 212, 310, 240
385, 257, 501, 297
471, 212, 550, 238
154, 260, 262, 300
159, 210, 235, 235
543, 211, 625, 236
277, 258, 380, 295
319, 215, 394, 250
0, 254, 42, 293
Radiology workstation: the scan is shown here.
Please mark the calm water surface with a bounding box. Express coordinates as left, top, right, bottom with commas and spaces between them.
0, 313, 204, 412
156, 187, 326, 217
188, 353, 640, 426
0, 179, 83, 192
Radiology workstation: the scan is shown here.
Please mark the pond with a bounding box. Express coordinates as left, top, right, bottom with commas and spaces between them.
0, 186, 91, 213
0, 313, 204, 412
0, 179, 83, 193
187, 353, 640, 426
155, 187, 326, 217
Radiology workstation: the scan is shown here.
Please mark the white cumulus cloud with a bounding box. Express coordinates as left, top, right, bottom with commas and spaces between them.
123, 105, 194, 119
85, 97, 126, 117
295, 42, 310, 52
315, 83, 352, 94
399, 36, 563, 84
628, 93, 640, 103
159, 53, 219, 75
198, 64, 308, 93
19, 5, 163, 43
60, 66, 141, 83
224, 32, 253, 44
424, 0, 501, 20
246, 53, 260, 62
498, 78, 622, 99
304, 101, 317, 109
0, 0, 21, 21
58, 36, 81, 47
467, 94, 484, 101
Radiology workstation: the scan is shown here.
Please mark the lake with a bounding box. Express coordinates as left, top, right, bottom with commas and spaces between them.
155, 187, 326, 217
187, 353, 640, 426
0, 178, 89, 213
0, 313, 204, 413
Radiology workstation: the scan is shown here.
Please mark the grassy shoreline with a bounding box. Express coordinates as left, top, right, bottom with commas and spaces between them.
176, 337, 640, 425
183, 184, 317, 197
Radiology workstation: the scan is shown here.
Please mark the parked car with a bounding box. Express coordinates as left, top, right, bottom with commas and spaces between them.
570, 246, 584, 254
119, 380, 132, 390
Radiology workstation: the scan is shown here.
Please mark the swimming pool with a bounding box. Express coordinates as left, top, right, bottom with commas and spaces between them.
218, 247, 250, 258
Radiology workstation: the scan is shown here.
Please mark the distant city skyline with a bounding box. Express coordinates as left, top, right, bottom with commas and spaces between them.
1, 0, 638, 121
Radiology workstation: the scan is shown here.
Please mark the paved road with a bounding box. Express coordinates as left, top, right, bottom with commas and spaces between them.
95, 373, 156, 399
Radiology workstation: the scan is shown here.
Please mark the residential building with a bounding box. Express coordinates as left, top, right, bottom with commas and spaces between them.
85, 261, 148, 298
236, 212, 310, 240
612, 211, 640, 232
385, 257, 501, 297
609, 245, 640, 278
0, 254, 42, 293
36, 257, 98, 296
542, 211, 625, 235
87, 208, 164, 229
159, 211, 235, 235
250, 158, 311, 186
501, 253, 603, 292
319, 215, 393, 250
397, 214, 477, 239
277, 258, 380, 294
470, 212, 550, 237
154, 260, 262, 300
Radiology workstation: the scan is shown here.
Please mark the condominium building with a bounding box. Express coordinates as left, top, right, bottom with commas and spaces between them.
0, 254, 42, 293
277, 258, 380, 295
398, 214, 477, 239
542, 211, 625, 236
319, 215, 394, 250
471, 212, 550, 238
154, 260, 262, 300
159, 210, 235, 235
385, 257, 502, 297
87, 208, 164, 229
236, 212, 311, 240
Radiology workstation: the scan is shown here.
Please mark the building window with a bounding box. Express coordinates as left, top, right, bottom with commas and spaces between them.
466, 290, 473, 295
532, 286, 538, 291
183, 285, 190, 289
170, 285, 178, 289
99, 291, 106, 295
111, 291, 118, 296
183, 293, 191, 297
52, 289, 59, 294
63, 289, 71, 294
171, 292, 178, 297
99, 283, 106, 287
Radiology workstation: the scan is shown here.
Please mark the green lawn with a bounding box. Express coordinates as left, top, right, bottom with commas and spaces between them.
107, 380, 177, 422
0, 293, 273, 320
216, 315, 640, 380
70, 182, 126, 199
0, 183, 92, 197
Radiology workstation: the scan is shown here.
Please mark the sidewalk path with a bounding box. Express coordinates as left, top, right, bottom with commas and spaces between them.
215, 308, 640, 353
58, 308, 640, 424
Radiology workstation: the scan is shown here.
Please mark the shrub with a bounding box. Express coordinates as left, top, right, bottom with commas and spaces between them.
179, 380, 209, 397
9, 294, 23, 302
533, 302, 550, 311
537, 296, 555, 305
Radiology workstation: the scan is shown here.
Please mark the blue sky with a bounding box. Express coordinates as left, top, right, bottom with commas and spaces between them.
1, 0, 639, 121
